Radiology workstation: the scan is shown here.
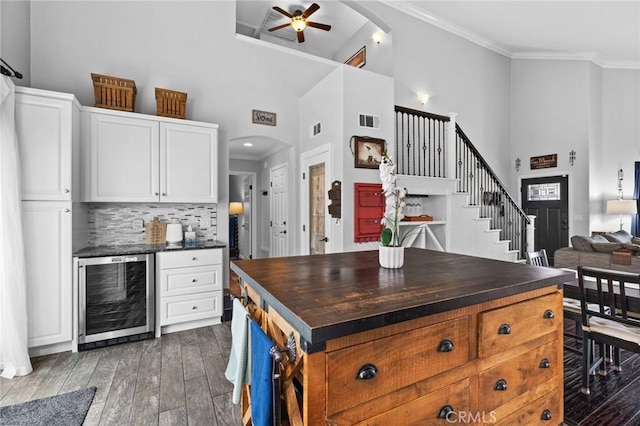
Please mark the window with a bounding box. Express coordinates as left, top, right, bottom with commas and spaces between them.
528, 183, 560, 201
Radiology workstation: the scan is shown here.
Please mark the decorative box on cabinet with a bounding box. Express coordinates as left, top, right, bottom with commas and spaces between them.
82, 107, 218, 203
155, 248, 223, 337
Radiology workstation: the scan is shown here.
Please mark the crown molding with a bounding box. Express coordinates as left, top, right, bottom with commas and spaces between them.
381, 1, 639, 70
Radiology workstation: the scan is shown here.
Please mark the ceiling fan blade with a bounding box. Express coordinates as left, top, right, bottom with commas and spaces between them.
268, 22, 292, 32
302, 3, 320, 19
306, 21, 331, 31
273, 6, 293, 18
297, 30, 305, 43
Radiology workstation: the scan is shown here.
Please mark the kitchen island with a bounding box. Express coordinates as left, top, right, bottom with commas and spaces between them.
231, 249, 574, 425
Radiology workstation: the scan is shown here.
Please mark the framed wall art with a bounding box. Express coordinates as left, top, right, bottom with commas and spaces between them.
345, 46, 366, 68
354, 136, 385, 169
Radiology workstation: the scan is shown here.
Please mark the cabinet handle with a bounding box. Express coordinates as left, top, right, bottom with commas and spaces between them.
162, 193, 167, 197
437, 405, 454, 420
192, 257, 197, 261
437, 339, 454, 352
64, 188, 69, 193
540, 409, 552, 421
539, 358, 550, 369
155, 192, 159, 196
192, 306, 197, 310
192, 279, 197, 283
64, 208, 70, 213
498, 323, 511, 335
494, 379, 508, 391
355, 363, 378, 380
543, 309, 555, 319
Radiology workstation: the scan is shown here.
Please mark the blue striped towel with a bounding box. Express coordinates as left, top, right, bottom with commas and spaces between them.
250, 320, 273, 426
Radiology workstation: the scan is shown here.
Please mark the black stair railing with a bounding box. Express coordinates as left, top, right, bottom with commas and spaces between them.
394, 105, 531, 259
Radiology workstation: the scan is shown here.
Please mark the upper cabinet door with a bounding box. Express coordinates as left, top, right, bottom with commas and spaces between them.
160, 122, 218, 203
16, 91, 75, 200
88, 113, 160, 202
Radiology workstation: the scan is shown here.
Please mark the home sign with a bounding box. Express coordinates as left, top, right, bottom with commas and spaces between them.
530, 154, 557, 170
252, 109, 276, 126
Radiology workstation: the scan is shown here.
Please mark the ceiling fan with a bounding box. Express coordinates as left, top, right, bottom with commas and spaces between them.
268, 3, 332, 43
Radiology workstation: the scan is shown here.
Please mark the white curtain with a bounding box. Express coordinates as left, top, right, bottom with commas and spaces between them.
0, 76, 32, 378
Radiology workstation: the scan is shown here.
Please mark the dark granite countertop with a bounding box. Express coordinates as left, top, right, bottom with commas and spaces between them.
74, 240, 226, 257
231, 248, 574, 349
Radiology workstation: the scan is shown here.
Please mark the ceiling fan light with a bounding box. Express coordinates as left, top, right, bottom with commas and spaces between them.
291, 16, 306, 32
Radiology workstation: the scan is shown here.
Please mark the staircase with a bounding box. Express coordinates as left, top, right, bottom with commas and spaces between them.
394, 106, 532, 262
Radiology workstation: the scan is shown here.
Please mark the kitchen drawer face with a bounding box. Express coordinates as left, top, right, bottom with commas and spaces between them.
478, 340, 559, 413
478, 292, 561, 358
495, 389, 560, 425
353, 378, 470, 426
160, 265, 221, 296
160, 291, 222, 325
326, 316, 470, 416
158, 248, 221, 269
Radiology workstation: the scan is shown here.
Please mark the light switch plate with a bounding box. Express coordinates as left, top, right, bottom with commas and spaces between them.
200, 217, 211, 228
133, 218, 144, 229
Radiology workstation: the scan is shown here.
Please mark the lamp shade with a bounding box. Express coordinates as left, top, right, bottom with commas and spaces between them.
229, 202, 244, 215
606, 199, 637, 215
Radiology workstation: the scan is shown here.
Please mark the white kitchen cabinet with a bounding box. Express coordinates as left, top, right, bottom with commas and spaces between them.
155, 248, 223, 337
22, 201, 73, 349
83, 107, 218, 203
15, 87, 80, 201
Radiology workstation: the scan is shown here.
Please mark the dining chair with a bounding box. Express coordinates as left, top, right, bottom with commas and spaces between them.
577, 266, 640, 395
525, 249, 549, 267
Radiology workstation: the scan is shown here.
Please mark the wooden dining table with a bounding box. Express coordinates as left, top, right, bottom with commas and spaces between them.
562, 272, 640, 316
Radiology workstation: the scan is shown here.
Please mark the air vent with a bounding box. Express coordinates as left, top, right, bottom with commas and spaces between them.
358, 113, 380, 130
311, 121, 322, 138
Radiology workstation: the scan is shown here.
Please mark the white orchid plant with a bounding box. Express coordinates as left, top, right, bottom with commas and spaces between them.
379, 154, 407, 247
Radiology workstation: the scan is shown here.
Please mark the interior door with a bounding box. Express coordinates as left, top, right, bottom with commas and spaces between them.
270, 164, 288, 257
309, 162, 326, 254
521, 175, 569, 265
239, 176, 252, 259
300, 145, 331, 255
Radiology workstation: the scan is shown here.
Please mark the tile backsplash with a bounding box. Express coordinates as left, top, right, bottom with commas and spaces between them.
87, 203, 217, 246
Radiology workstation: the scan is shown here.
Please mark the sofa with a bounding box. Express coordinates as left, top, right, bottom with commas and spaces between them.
554, 230, 640, 273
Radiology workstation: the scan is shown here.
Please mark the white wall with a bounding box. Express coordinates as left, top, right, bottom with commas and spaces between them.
332, 21, 393, 78
0, 0, 31, 86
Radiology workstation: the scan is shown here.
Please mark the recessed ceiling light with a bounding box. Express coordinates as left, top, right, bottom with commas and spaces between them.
243, 143, 253, 147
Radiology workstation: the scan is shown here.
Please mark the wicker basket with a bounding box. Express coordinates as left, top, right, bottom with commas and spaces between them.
91, 73, 137, 112
155, 87, 187, 119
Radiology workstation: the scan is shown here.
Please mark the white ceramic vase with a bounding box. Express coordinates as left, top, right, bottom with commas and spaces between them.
379, 245, 405, 268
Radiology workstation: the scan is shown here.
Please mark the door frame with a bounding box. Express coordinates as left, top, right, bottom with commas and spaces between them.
300, 144, 332, 255
518, 170, 573, 249
229, 170, 257, 260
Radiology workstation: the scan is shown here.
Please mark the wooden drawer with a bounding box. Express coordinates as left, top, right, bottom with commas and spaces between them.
353, 378, 470, 426
495, 389, 560, 425
157, 248, 221, 269
478, 340, 559, 413
160, 290, 222, 325
326, 317, 470, 416
160, 265, 221, 297
478, 292, 561, 358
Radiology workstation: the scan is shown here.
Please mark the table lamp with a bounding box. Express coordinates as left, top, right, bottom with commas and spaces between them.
606, 199, 637, 230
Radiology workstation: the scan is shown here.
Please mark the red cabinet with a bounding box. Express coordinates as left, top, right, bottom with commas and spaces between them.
354, 183, 384, 243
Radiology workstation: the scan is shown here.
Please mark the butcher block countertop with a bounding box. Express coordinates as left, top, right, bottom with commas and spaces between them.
230, 248, 574, 348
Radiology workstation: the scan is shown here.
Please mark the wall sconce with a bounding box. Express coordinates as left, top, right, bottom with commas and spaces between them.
372, 31, 383, 45
515, 157, 521, 172
569, 150, 576, 166
418, 93, 430, 105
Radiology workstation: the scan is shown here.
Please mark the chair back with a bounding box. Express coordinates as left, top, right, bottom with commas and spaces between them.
526, 249, 549, 267
577, 266, 640, 329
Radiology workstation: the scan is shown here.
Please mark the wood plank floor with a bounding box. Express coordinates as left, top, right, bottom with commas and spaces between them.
2, 322, 639, 425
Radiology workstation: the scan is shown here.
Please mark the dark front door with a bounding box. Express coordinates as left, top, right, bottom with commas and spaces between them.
521, 175, 569, 266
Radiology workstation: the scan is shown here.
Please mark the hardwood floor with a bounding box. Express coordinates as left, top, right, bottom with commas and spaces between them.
2, 322, 639, 425
0, 325, 242, 426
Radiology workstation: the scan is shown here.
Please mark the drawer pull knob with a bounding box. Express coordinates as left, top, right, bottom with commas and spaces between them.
543, 309, 555, 319
540, 409, 552, 421
494, 379, 508, 391
192, 257, 197, 261
437, 339, 454, 352
539, 358, 550, 369
355, 364, 378, 380
192, 306, 197, 310
498, 323, 511, 335
192, 279, 197, 283
437, 405, 454, 420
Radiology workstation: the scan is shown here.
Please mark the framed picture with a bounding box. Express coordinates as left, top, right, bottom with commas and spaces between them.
354, 137, 385, 169
345, 46, 366, 68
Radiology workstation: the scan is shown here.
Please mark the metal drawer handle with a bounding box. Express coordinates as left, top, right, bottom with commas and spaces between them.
437, 339, 454, 353
539, 358, 550, 369
192, 257, 197, 261
355, 364, 378, 380
437, 405, 454, 420
192, 279, 197, 283
540, 409, 552, 421
494, 379, 508, 391
64, 188, 69, 193
192, 306, 197, 310
498, 323, 511, 335
543, 309, 555, 319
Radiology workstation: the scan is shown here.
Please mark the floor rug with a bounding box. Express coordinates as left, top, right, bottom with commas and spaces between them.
0, 387, 96, 426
